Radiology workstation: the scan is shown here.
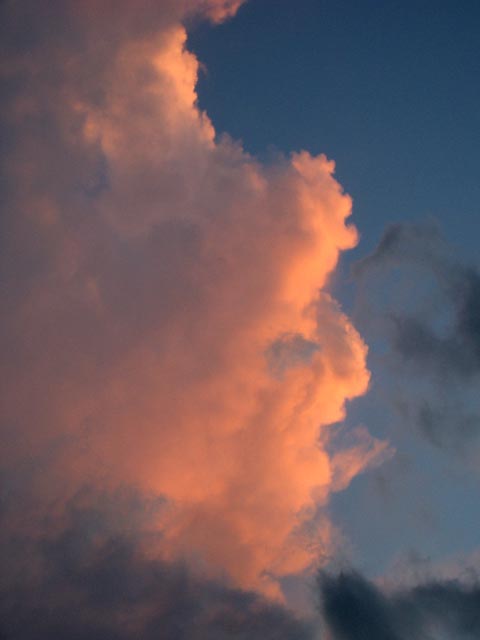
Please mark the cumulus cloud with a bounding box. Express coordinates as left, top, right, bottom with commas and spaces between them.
353, 222, 480, 453
0, 0, 382, 599
318, 569, 480, 640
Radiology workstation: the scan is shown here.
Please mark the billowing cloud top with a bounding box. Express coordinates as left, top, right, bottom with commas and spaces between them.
0, 0, 385, 599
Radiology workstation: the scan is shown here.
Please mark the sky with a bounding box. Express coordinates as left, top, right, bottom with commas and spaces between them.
1, 1, 480, 639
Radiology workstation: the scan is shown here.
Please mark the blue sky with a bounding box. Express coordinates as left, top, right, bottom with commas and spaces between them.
189, 0, 480, 258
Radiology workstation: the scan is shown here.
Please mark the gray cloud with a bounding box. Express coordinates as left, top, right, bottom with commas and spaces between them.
355, 222, 480, 378
354, 222, 480, 452
353, 222, 447, 278
390, 267, 480, 379
318, 569, 480, 640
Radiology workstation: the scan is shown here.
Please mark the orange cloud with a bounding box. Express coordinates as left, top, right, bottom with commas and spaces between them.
0, 0, 386, 597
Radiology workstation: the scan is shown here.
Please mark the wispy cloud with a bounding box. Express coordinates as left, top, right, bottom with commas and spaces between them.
354, 221, 480, 454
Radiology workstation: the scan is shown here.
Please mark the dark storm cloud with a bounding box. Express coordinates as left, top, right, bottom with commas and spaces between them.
353, 222, 480, 451
0, 488, 313, 640
319, 571, 402, 640
318, 569, 480, 640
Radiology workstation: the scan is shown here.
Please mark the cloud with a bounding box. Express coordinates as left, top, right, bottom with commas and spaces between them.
3, 485, 480, 640
353, 222, 480, 453
353, 222, 447, 279
0, 488, 313, 640
318, 569, 480, 640
354, 222, 480, 378
0, 0, 381, 598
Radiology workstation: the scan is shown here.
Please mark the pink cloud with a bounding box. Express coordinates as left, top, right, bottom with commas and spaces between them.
0, 0, 385, 597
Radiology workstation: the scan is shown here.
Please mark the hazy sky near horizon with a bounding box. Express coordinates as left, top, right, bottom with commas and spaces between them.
2, 2, 480, 639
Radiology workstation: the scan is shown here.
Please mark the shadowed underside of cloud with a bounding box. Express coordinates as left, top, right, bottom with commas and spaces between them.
4, 487, 480, 640
2, 486, 480, 640
0, 489, 313, 640
354, 222, 480, 453
319, 569, 480, 640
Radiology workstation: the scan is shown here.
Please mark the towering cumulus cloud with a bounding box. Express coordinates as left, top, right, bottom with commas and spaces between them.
0, 0, 382, 598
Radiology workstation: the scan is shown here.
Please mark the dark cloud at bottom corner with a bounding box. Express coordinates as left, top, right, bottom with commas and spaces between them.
2, 484, 480, 640
0, 486, 314, 640
318, 569, 480, 640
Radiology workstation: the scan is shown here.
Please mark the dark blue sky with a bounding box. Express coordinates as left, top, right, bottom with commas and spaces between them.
189, 0, 480, 258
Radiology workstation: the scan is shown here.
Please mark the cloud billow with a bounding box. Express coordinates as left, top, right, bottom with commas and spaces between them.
0, 0, 383, 602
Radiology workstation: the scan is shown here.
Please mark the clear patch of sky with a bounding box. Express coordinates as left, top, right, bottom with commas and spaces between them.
329, 401, 480, 577
188, 0, 480, 260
